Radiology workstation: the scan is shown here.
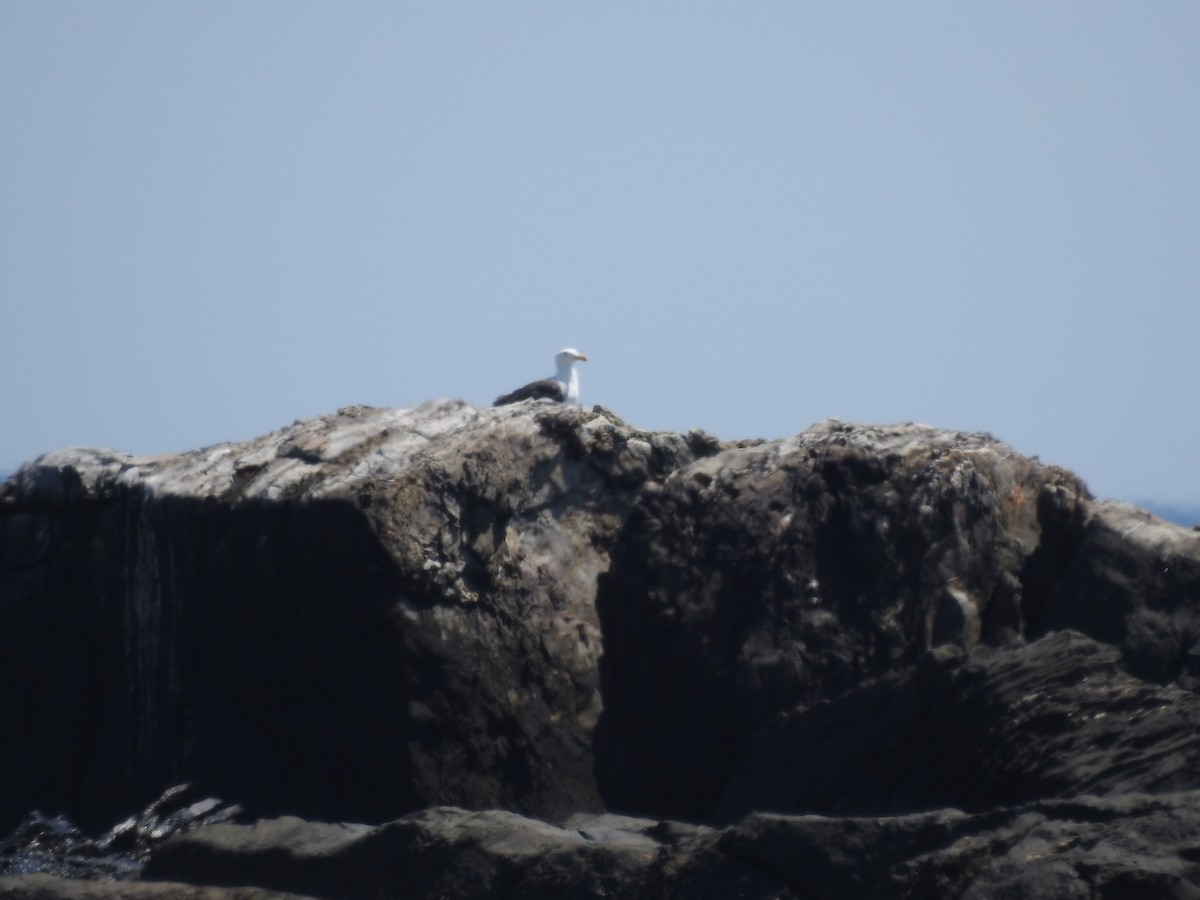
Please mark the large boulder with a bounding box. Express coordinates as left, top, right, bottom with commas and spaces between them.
1028, 497, 1200, 681
593, 421, 1200, 819
0, 400, 712, 831
595, 422, 1072, 817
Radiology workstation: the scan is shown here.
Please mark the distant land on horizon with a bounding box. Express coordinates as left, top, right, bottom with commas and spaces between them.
1139, 502, 1200, 529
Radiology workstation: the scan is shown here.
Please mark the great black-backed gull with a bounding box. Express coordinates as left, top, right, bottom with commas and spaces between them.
494, 348, 588, 406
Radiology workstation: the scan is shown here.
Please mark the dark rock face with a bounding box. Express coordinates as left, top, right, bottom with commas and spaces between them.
5, 406, 1200, 898
1029, 497, 1200, 678
594, 422, 1084, 818
0, 401, 711, 831
718, 630, 1200, 820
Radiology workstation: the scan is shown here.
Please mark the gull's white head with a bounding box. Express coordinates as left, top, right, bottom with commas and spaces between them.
555, 348, 588, 367
554, 348, 588, 404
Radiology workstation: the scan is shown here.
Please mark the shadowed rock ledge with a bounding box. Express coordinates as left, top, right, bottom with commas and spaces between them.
3, 401, 1200, 897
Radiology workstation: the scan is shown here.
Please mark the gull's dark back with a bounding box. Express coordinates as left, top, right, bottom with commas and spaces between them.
493, 379, 566, 406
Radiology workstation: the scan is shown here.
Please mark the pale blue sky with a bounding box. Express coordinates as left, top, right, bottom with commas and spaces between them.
3, 4, 1197, 503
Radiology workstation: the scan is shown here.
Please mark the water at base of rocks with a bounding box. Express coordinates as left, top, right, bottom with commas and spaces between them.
0, 783, 240, 881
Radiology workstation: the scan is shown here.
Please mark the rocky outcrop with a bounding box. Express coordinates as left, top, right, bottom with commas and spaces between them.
595, 421, 1075, 818
137, 795, 1200, 898
4, 404, 1200, 897
593, 422, 1200, 822
0, 400, 713, 831
9, 791, 1200, 899
717, 630, 1200, 820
